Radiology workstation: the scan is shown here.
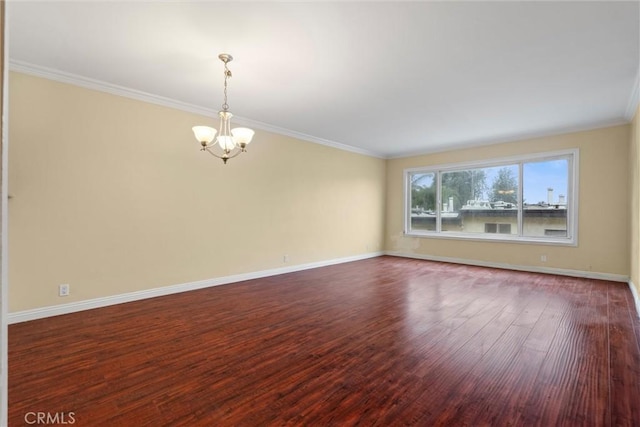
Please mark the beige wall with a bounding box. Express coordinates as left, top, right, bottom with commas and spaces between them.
8, 72, 387, 312
8, 70, 638, 313
386, 125, 630, 276
631, 105, 639, 292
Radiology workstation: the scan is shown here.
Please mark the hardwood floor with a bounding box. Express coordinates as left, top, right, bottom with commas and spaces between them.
8, 256, 640, 426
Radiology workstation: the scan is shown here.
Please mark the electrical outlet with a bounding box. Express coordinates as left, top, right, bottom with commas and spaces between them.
59, 284, 70, 297
283, 255, 289, 263
540, 255, 547, 262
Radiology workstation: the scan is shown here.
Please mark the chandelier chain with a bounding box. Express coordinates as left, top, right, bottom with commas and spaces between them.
222, 62, 231, 112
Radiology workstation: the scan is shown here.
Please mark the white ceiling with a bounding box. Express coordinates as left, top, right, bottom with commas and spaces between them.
7, 1, 640, 158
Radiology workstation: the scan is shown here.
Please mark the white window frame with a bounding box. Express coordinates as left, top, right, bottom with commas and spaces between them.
403, 149, 579, 246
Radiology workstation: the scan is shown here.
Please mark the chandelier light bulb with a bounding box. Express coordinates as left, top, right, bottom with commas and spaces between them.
217, 135, 236, 151
231, 127, 255, 148
192, 126, 217, 145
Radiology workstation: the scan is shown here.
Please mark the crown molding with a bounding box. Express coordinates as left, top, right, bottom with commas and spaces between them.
388, 118, 630, 160
232, 115, 385, 158
9, 60, 385, 159
10, 59, 635, 161
624, 69, 640, 121
10, 59, 215, 117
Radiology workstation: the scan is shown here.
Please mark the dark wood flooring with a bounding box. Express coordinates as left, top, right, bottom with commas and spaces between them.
8, 256, 640, 426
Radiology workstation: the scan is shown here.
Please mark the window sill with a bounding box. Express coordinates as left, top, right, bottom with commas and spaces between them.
404, 230, 577, 247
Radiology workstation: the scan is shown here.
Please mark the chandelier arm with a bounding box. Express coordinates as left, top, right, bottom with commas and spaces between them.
204, 148, 226, 159
205, 147, 243, 159
224, 148, 245, 160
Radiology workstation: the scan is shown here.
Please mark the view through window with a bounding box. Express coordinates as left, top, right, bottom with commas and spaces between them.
406, 150, 576, 244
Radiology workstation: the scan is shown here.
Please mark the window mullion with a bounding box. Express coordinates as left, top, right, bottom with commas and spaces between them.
404, 171, 410, 234
436, 171, 442, 233
517, 162, 523, 237
567, 155, 573, 239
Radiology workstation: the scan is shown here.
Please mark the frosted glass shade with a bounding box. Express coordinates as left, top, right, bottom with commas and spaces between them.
232, 127, 255, 146
217, 135, 236, 151
192, 126, 217, 144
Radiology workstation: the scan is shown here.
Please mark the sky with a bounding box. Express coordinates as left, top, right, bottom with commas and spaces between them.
522, 159, 568, 205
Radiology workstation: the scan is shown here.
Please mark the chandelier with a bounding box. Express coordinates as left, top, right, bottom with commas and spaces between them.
192, 54, 255, 164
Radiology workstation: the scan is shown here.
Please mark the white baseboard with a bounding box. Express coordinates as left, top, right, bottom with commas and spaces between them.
9, 251, 634, 324
385, 251, 630, 283
629, 280, 640, 319
8, 251, 384, 324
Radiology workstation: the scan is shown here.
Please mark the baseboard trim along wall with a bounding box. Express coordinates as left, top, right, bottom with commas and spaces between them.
393, 252, 637, 316
8, 252, 384, 324
386, 251, 630, 283
9, 251, 635, 324
629, 280, 640, 319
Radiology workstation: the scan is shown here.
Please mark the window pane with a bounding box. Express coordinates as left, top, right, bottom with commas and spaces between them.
523, 159, 569, 238
444, 165, 518, 235
440, 169, 478, 232
409, 172, 436, 231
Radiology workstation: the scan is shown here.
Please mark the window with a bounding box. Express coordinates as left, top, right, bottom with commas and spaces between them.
405, 149, 578, 245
